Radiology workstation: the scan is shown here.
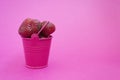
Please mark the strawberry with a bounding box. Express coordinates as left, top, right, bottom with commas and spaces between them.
18, 18, 42, 38
40, 21, 55, 37
31, 19, 42, 31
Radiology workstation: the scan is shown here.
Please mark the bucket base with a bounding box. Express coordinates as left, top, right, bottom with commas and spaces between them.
26, 65, 48, 69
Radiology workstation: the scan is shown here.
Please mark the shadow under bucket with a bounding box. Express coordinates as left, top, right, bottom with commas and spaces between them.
22, 36, 52, 69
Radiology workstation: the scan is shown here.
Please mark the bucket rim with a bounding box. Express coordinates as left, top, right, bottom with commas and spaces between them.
22, 36, 52, 40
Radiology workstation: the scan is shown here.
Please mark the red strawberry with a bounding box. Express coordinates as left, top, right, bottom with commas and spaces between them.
40, 21, 55, 37
18, 18, 42, 38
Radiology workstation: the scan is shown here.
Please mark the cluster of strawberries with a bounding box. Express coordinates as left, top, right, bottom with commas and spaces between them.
18, 18, 55, 38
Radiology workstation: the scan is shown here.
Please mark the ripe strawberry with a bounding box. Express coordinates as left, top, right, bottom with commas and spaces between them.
18, 18, 42, 38
40, 21, 55, 37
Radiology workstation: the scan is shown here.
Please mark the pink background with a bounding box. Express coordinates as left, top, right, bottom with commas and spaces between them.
0, 0, 120, 80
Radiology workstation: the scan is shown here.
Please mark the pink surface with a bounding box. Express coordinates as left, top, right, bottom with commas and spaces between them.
0, 0, 120, 80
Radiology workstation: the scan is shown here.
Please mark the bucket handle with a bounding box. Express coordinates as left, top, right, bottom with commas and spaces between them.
31, 21, 49, 38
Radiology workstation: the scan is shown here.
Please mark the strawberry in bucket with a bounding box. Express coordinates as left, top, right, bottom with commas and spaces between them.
40, 21, 55, 37
18, 18, 55, 38
18, 18, 56, 69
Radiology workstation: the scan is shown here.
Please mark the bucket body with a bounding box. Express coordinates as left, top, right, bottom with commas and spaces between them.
22, 36, 52, 69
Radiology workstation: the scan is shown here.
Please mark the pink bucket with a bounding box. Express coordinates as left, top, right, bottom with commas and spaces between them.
21, 21, 52, 69
22, 36, 52, 69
